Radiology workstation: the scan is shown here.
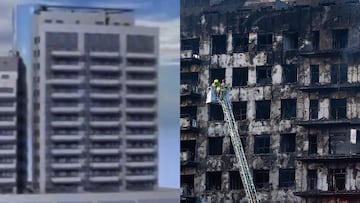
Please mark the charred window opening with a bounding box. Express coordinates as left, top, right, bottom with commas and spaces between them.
181, 140, 196, 162
181, 175, 194, 196
357, 130, 360, 144
279, 169, 295, 188
253, 170, 269, 189
281, 99, 297, 119
308, 134, 318, 155
330, 99, 347, 119
232, 101, 247, 120
331, 64, 347, 84
282, 65, 297, 83
233, 34, 248, 53
254, 135, 270, 154
212, 35, 227, 54
232, 68, 248, 86
280, 133, 296, 153
181, 38, 200, 54
329, 133, 346, 155
328, 168, 346, 191
312, 31, 319, 50
206, 171, 222, 190
310, 65, 319, 84
283, 32, 298, 50
181, 106, 197, 118
209, 104, 224, 121
256, 100, 271, 120
310, 100, 318, 120
208, 137, 223, 155
209, 68, 225, 83
181, 72, 198, 85
332, 29, 348, 49
256, 66, 272, 85
257, 33, 273, 51
229, 137, 246, 154
307, 170, 317, 190
229, 171, 243, 190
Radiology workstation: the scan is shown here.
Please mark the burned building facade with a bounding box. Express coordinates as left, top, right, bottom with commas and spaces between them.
180, 0, 360, 202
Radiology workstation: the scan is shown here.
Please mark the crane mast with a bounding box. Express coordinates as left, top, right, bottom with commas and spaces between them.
206, 86, 260, 203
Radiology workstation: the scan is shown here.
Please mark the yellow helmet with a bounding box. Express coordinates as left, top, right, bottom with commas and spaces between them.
214, 79, 219, 83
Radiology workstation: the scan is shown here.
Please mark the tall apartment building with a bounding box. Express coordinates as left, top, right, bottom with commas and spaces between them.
181, 0, 360, 202
30, 5, 158, 193
0, 53, 26, 194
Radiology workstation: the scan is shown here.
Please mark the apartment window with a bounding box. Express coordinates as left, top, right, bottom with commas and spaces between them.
209, 68, 225, 83
279, 169, 295, 187
308, 134, 318, 155
127, 35, 154, 53
328, 168, 346, 191
206, 172, 222, 190
232, 101, 247, 120
280, 133, 296, 153
0, 88, 13, 93
256, 100, 271, 120
330, 99, 346, 119
329, 133, 346, 155
85, 33, 119, 52
229, 137, 246, 154
257, 33, 273, 50
332, 29, 348, 49
181, 175, 194, 196
232, 68, 248, 86
47, 32, 78, 51
233, 34, 248, 53
281, 99, 297, 119
181, 140, 196, 162
331, 64, 347, 84
181, 38, 200, 54
282, 65, 297, 83
95, 21, 104, 25
312, 31, 319, 50
55, 20, 64, 24
209, 104, 224, 121
256, 66, 272, 85
1, 75, 9, 79
254, 135, 270, 154
44, 19, 52, 23
308, 170, 317, 190
229, 171, 243, 190
283, 32, 298, 50
34, 37, 40, 44
310, 65, 319, 84
310, 100, 318, 119
208, 137, 223, 155
253, 170, 269, 188
212, 35, 227, 54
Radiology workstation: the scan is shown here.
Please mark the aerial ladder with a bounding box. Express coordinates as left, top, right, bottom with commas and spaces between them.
206, 83, 260, 203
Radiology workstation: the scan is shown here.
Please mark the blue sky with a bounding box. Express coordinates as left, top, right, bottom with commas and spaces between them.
0, 0, 179, 188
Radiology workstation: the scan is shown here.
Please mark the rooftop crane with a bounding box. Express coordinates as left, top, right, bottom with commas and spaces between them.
206, 82, 260, 203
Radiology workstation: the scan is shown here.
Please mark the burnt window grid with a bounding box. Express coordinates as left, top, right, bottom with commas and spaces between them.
253, 169, 269, 189
232, 33, 249, 53
229, 171, 243, 190
208, 137, 223, 155
280, 133, 296, 153
257, 33, 273, 51
312, 31, 320, 50
309, 99, 319, 120
181, 175, 195, 196
330, 99, 347, 120
232, 67, 248, 87
310, 65, 320, 84
180, 140, 196, 162
254, 134, 270, 154
308, 134, 318, 155
307, 169, 317, 190
181, 38, 200, 54
282, 64, 298, 83
281, 99, 297, 119
209, 104, 224, 121
180, 106, 197, 118
255, 100, 271, 120
330, 64, 348, 84
332, 29, 348, 49
283, 32, 299, 50
328, 168, 346, 191
212, 35, 227, 54
232, 101, 247, 121
181, 72, 199, 85
329, 133, 346, 155
229, 136, 246, 154
279, 169, 295, 188
209, 68, 225, 84
256, 66, 272, 85
206, 171, 222, 190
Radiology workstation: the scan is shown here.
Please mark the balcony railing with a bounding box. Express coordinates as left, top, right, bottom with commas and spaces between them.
180, 115, 198, 131
180, 84, 200, 97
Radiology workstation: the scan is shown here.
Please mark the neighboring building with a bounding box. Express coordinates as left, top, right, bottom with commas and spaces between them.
30, 5, 158, 193
181, 0, 360, 202
0, 52, 27, 194
0, 187, 179, 203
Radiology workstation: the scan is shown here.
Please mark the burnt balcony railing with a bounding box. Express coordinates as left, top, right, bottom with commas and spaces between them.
297, 144, 360, 162
180, 115, 199, 131
180, 84, 200, 97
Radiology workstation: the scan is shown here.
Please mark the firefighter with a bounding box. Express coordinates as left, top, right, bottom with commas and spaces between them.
220, 79, 227, 99
212, 79, 220, 98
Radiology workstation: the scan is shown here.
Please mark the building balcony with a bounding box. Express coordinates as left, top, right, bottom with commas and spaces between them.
125, 94, 156, 99
89, 93, 121, 100
126, 80, 156, 86
180, 151, 197, 167
0, 148, 16, 155
0, 93, 15, 99
126, 161, 156, 168
51, 50, 82, 57
126, 135, 156, 141
0, 106, 16, 113
90, 148, 120, 155
180, 50, 201, 65
89, 51, 120, 58
90, 135, 120, 141
89, 176, 121, 182
299, 47, 360, 58
90, 162, 120, 169
0, 120, 16, 127
89, 65, 120, 72
90, 107, 121, 113
51, 134, 84, 142
0, 162, 16, 169
0, 135, 16, 142
51, 64, 84, 71
50, 105, 84, 113
126, 53, 156, 59
125, 107, 156, 113
89, 79, 121, 86
50, 119, 84, 127
51, 162, 82, 169
126, 66, 156, 73
180, 84, 201, 98
90, 121, 121, 127
296, 118, 360, 127
51, 148, 83, 155
51, 176, 82, 184
48, 77, 85, 85
126, 121, 156, 127
0, 177, 15, 184
125, 174, 156, 181
180, 115, 199, 132
294, 190, 360, 197
51, 91, 85, 99
299, 83, 360, 92
126, 148, 156, 154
